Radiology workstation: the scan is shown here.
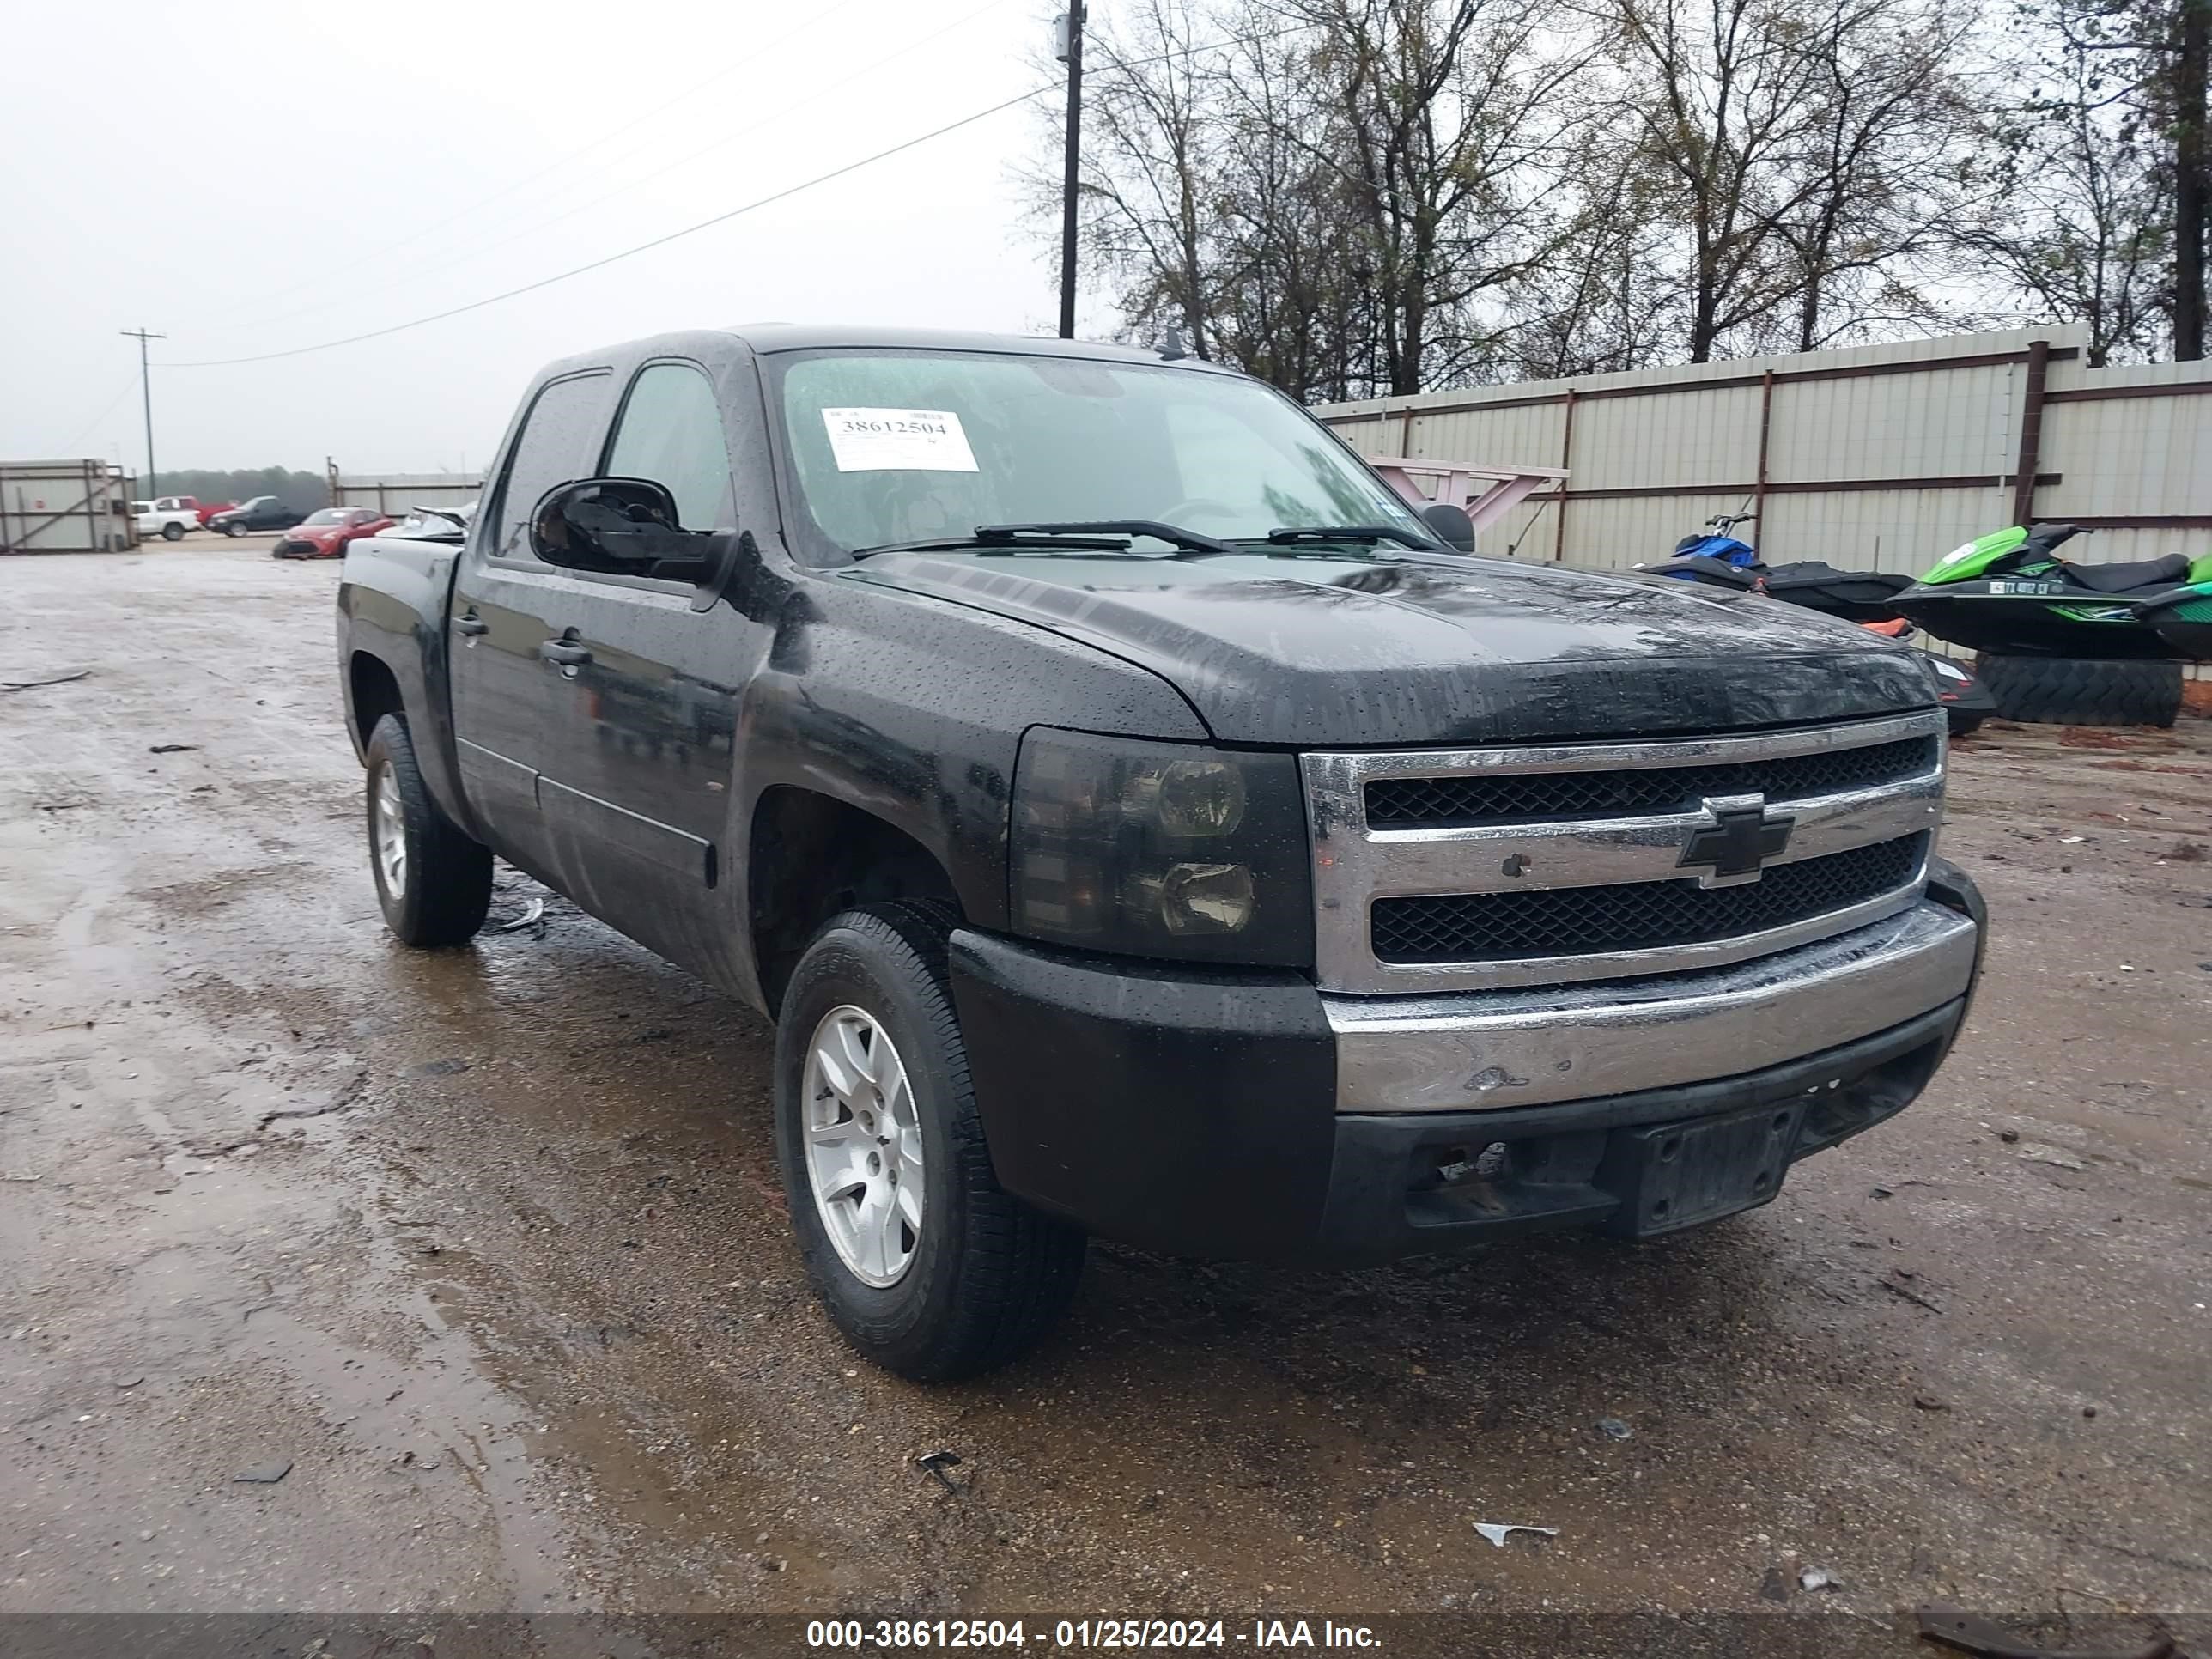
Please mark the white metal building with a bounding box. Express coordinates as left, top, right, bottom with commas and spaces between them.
0, 460, 137, 554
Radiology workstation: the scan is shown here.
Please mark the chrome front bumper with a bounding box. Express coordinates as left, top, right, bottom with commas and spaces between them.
1325, 899, 1978, 1113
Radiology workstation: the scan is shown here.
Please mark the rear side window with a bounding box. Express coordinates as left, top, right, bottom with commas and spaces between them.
492, 371, 611, 561
604, 362, 736, 532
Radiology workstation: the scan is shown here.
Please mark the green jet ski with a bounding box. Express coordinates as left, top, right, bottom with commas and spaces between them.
1893, 523, 2212, 659
2134, 580, 2212, 662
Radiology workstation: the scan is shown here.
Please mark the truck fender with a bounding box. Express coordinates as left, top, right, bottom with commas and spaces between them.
337, 540, 477, 836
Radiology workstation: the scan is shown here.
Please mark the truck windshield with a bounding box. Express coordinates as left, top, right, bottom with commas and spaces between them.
771, 349, 1425, 560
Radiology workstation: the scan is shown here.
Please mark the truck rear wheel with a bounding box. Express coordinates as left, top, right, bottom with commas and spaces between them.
364, 714, 493, 946
772, 903, 1085, 1380
161, 521, 185, 541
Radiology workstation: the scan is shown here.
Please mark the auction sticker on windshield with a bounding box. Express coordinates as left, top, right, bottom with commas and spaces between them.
823, 408, 979, 472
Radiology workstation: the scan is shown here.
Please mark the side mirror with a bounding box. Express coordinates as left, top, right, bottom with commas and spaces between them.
530, 477, 731, 581
1421, 501, 1475, 552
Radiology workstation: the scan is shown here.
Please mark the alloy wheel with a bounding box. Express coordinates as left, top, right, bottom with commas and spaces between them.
800, 1005, 924, 1287
371, 764, 408, 897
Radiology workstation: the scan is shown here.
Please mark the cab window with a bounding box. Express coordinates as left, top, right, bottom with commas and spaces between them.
491, 371, 612, 562
604, 362, 737, 532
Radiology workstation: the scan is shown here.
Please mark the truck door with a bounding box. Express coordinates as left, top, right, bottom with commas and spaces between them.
447, 368, 614, 885
533, 359, 753, 978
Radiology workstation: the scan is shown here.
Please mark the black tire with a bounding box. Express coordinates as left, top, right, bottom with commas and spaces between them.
773, 902, 1085, 1380
1946, 711, 1985, 738
220, 520, 240, 537
161, 521, 185, 541
1974, 653, 2182, 728
363, 714, 493, 946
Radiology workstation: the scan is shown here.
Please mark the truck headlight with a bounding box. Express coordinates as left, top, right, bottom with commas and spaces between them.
1010, 729, 1312, 966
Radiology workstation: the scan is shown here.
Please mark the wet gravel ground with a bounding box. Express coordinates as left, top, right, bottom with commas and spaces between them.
3, 542, 2209, 1632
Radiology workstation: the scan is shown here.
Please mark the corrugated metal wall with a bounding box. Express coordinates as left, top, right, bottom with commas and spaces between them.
335, 472, 483, 517
1314, 326, 2209, 581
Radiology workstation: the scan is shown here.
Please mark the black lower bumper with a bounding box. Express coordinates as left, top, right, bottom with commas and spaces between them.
1310, 1001, 1961, 1261
948, 865, 1984, 1266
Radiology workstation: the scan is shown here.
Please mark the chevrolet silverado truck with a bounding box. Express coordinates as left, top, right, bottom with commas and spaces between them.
336, 325, 1986, 1380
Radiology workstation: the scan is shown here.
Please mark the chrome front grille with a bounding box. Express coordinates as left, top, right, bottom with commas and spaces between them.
1301, 712, 1946, 994
1370, 834, 1928, 963
1363, 735, 1939, 827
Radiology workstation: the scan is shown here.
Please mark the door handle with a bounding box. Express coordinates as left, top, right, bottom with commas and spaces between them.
454, 613, 489, 635
539, 640, 592, 665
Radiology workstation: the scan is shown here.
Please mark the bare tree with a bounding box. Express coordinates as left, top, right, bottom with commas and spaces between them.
1586, 0, 1987, 359
1040, 0, 1595, 397
1286, 0, 1596, 392
1959, 33, 2171, 362
1027, 0, 2198, 398
1073, 0, 1224, 359
1597, 0, 1822, 360
1504, 144, 1688, 374
1206, 12, 1378, 397
1773, 0, 1988, 349
2023, 0, 2210, 356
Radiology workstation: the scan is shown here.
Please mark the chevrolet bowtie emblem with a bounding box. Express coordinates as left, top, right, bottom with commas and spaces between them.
1676, 794, 1795, 886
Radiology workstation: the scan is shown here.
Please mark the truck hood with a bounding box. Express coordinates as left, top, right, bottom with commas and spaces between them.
846, 549, 1934, 747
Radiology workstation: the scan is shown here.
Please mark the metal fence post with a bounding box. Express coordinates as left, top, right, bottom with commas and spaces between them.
2011, 340, 2050, 526
1753, 369, 1776, 536
1551, 389, 1577, 562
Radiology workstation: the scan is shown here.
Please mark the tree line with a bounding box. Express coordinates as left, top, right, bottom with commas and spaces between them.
143, 468, 328, 513
1046, 0, 2208, 398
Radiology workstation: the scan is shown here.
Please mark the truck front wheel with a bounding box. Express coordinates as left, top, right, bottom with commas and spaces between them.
773, 903, 1085, 1380
363, 714, 493, 946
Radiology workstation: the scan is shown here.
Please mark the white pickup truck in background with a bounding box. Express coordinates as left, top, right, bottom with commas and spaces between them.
132, 497, 199, 541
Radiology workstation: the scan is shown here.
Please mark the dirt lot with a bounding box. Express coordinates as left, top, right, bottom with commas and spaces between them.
3, 541, 2209, 1634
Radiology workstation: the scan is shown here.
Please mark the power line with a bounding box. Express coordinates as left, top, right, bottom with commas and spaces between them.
166, 21, 1322, 370
190, 0, 877, 330
167, 91, 1045, 368
216, 0, 1018, 339
52, 371, 144, 459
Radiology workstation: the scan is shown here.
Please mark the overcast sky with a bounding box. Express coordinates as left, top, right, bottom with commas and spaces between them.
1, 0, 1095, 477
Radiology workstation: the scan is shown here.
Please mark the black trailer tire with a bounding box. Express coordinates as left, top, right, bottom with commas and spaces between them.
161, 521, 185, 541
773, 902, 1085, 1381
363, 714, 493, 946
1973, 653, 2182, 728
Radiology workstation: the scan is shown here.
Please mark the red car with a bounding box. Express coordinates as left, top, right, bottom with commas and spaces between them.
195, 499, 237, 526
272, 507, 393, 560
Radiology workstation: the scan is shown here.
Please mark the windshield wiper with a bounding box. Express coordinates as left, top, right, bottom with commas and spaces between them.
851, 531, 1140, 559
1247, 524, 1437, 550
850, 520, 1230, 560
977, 520, 1233, 555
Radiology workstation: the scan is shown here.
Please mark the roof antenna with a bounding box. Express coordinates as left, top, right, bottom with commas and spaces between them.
1158, 328, 1188, 362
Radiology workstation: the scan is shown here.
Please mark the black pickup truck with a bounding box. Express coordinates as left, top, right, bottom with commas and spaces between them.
337, 325, 1985, 1379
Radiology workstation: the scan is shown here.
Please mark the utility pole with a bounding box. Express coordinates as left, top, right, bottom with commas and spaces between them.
119, 328, 166, 493
2175, 0, 2208, 358
1055, 2, 1085, 338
